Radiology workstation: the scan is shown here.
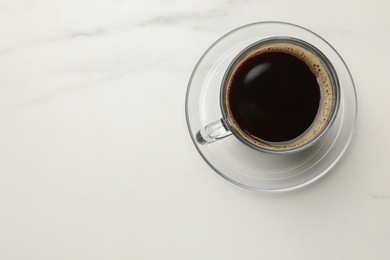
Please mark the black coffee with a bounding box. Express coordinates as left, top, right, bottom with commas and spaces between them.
227, 50, 321, 142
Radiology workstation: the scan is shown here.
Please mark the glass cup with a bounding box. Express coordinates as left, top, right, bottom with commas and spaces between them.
196, 37, 340, 154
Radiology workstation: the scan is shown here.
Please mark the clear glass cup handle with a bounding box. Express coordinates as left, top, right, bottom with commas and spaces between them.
196, 119, 232, 144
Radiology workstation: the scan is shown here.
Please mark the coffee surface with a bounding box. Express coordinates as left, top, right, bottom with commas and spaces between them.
227, 50, 321, 143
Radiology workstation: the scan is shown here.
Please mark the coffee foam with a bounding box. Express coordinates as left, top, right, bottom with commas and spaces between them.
225, 42, 338, 151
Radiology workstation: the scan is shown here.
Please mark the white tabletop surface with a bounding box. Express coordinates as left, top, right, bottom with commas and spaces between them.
1, 0, 389, 259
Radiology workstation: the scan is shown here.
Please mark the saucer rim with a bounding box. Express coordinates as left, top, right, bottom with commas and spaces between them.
185, 21, 358, 192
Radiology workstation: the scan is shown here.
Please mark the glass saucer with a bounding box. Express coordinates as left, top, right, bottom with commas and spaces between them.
185, 22, 357, 192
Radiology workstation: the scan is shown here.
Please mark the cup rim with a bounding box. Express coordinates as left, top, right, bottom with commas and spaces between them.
220, 36, 341, 154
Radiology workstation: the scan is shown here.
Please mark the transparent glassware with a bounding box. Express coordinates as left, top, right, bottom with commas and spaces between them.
185, 21, 357, 191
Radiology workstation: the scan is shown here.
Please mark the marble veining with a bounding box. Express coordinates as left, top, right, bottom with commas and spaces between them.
0, 0, 389, 259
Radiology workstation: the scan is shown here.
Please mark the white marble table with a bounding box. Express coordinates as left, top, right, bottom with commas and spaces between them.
1, 0, 389, 259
